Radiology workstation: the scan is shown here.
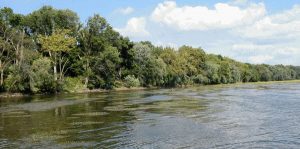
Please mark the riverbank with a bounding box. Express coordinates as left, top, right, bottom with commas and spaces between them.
0, 87, 151, 98
1, 80, 300, 98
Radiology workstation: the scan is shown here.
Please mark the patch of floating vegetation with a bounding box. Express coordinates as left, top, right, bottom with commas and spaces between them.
26, 132, 64, 143
70, 121, 103, 126
3, 111, 27, 115
53, 129, 76, 135
2, 110, 31, 118
72, 112, 108, 117
103, 105, 128, 112
2, 115, 31, 118
256, 86, 270, 90
103, 105, 155, 112
94, 100, 106, 103
66, 116, 81, 119
145, 98, 208, 116
102, 97, 208, 116
57, 140, 96, 148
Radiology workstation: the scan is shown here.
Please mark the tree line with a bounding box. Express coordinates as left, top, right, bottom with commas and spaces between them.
0, 6, 299, 93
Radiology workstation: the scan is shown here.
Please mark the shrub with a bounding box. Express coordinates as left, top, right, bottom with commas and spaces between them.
5, 65, 31, 93
192, 74, 209, 84
31, 57, 55, 93
62, 77, 86, 93
114, 80, 125, 88
124, 75, 140, 88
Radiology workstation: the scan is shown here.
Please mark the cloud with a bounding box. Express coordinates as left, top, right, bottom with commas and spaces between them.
150, 1, 265, 31
116, 17, 149, 38
248, 55, 273, 64
231, 43, 300, 65
237, 5, 300, 39
115, 7, 134, 15
231, 0, 248, 5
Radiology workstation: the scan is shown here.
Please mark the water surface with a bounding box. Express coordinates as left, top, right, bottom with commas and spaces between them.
1, 82, 300, 148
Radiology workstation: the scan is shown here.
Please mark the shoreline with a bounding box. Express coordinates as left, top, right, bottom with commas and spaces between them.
1, 80, 300, 98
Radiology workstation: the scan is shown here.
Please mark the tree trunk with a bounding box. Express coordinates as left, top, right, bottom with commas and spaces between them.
53, 52, 57, 81
84, 59, 89, 87
59, 55, 62, 81
84, 77, 88, 87
18, 29, 25, 68
0, 60, 3, 86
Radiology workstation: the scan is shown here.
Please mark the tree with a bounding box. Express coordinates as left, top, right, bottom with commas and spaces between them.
76, 14, 110, 86
38, 29, 76, 83
129, 43, 166, 86
24, 6, 79, 36
92, 46, 121, 89
178, 45, 206, 77
159, 47, 186, 86
256, 65, 273, 81
0, 7, 33, 87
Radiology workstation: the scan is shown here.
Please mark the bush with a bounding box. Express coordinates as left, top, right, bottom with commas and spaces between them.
192, 74, 209, 84
5, 65, 31, 93
5, 70, 25, 92
31, 57, 55, 93
124, 75, 140, 88
63, 77, 86, 93
114, 80, 125, 88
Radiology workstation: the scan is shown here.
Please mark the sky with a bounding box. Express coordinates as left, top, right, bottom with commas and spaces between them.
1, 0, 300, 65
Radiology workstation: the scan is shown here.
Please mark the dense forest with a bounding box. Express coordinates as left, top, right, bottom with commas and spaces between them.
0, 6, 300, 94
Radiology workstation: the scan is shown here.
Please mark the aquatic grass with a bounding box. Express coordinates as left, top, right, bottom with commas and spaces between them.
2, 115, 31, 118
66, 116, 81, 119
70, 121, 104, 126
72, 112, 108, 117
27, 132, 64, 143
2, 110, 31, 118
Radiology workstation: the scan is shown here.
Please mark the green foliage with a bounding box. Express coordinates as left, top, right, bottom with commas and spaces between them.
4, 65, 31, 93
124, 75, 140, 88
130, 43, 166, 86
31, 57, 55, 93
63, 77, 86, 93
93, 46, 121, 89
38, 29, 76, 52
192, 74, 209, 85
24, 6, 79, 36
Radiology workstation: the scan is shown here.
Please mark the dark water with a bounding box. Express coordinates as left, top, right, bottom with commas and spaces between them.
1, 83, 300, 148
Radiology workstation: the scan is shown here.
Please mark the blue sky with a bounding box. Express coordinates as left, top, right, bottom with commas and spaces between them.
1, 0, 300, 65
1, 0, 299, 23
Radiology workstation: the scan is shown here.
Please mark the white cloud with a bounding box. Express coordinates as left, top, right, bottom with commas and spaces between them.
232, 43, 299, 56
248, 55, 273, 64
116, 17, 149, 38
115, 7, 134, 15
150, 1, 265, 31
238, 5, 300, 39
231, 43, 300, 65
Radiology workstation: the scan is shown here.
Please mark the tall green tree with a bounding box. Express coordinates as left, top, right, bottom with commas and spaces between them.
38, 29, 76, 83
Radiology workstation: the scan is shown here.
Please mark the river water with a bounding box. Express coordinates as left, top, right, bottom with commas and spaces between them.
0, 82, 300, 148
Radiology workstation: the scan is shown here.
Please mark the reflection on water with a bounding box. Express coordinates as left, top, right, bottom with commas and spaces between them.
1, 83, 300, 148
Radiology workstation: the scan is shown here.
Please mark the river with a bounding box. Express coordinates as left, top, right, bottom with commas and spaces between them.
0, 82, 300, 148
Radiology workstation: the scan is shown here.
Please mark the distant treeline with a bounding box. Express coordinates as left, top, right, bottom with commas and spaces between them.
0, 6, 299, 93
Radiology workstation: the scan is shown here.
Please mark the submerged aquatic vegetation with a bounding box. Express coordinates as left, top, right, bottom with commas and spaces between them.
72, 112, 108, 117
